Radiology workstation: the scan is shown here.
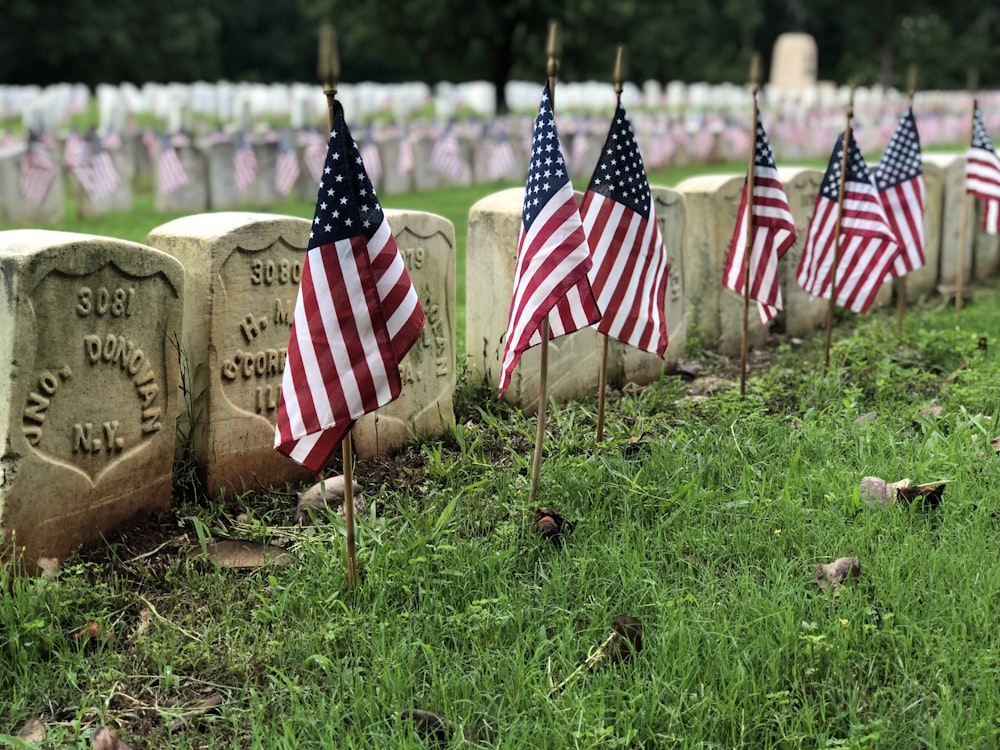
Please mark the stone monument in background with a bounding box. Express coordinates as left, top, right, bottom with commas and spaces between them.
769, 32, 818, 91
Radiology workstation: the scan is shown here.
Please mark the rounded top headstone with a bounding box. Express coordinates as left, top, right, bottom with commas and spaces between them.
769, 33, 818, 92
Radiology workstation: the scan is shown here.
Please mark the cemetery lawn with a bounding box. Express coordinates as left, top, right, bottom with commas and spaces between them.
4, 280, 1000, 748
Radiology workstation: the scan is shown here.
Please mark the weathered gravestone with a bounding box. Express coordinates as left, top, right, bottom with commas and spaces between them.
465, 187, 684, 410
776, 167, 828, 335
203, 137, 257, 211
769, 33, 819, 92
0, 230, 184, 572
146, 210, 455, 497
0, 143, 64, 224
675, 173, 768, 355
74, 145, 133, 219
923, 153, 973, 291
376, 132, 415, 196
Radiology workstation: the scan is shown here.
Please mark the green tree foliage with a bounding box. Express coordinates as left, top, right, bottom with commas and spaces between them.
0, 0, 996, 96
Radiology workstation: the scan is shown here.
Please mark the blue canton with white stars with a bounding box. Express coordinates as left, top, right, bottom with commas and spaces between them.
874, 109, 922, 191
972, 104, 996, 153
311, 99, 385, 247
588, 103, 651, 215
753, 113, 779, 170
522, 83, 571, 229
820, 131, 875, 200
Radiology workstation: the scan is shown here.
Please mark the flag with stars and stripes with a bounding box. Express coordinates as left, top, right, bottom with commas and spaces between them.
499, 81, 601, 396
796, 131, 900, 313
722, 111, 797, 325
581, 100, 670, 355
155, 133, 189, 195
967, 102, 1000, 235
20, 131, 56, 205
274, 130, 300, 198
234, 132, 257, 195
275, 99, 425, 473
874, 108, 925, 278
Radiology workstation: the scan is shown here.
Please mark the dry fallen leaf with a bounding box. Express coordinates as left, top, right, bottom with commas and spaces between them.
896, 481, 947, 510
17, 718, 45, 742
856, 411, 878, 425
689, 377, 736, 396
674, 358, 704, 380
92, 726, 133, 750
167, 693, 224, 732
531, 508, 574, 547
73, 621, 116, 644
401, 709, 453, 744
914, 405, 943, 422
187, 539, 291, 568
135, 608, 151, 637
608, 614, 643, 664
815, 556, 861, 593
36, 557, 60, 579
295, 475, 366, 525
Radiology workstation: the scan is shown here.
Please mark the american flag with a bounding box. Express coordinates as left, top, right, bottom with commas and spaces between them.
19, 132, 56, 205
87, 135, 121, 201
274, 131, 301, 198
156, 133, 190, 195
722, 112, 797, 325
498, 82, 601, 396
234, 132, 257, 195
874, 108, 925, 278
967, 101, 1000, 234
581, 100, 670, 356
796, 131, 900, 313
487, 127, 519, 182
302, 129, 327, 183
397, 126, 416, 176
429, 121, 463, 181
275, 99, 425, 473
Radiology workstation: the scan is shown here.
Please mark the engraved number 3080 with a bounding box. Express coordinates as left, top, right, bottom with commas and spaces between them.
250, 258, 302, 286
76, 287, 135, 317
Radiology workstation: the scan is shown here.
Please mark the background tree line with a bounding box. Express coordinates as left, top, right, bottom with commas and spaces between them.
1, 0, 997, 112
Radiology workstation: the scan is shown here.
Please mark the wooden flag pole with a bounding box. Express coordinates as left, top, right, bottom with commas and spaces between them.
528, 19, 561, 507
823, 84, 855, 373
319, 24, 357, 592
595, 44, 627, 442
739, 53, 761, 398
955, 69, 978, 314
896, 64, 918, 338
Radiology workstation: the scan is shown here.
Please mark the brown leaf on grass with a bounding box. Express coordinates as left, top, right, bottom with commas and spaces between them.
295, 475, 366, 525
135, 608, 151, 637
17, 718, 45, 742
623, 433, 649, 459
689, 376, 736, 396
532, 508, 574, 547
93, 726, 133, 750
93, 727, 134, 750
73, 621, 116, 644
815, 556, 861, 593
915, 405, 943, 422
187, 539, 291, 568
167, 693, 224, 732
36, 557, 60, 579
896, 481, 947, 510
607, 614, 643, 664
401, 709, 454, 745
856, 411, 878, 425
675, 358, 704, 380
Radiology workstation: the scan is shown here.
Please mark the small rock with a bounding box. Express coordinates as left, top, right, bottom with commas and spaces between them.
93, 726, 133, 750
295, 475, 365, 525
17, 718, 44, 743
856, 411, 878, 425
815, 556, 861, 593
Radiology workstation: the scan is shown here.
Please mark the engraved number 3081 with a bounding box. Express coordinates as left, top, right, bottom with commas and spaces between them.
76, 287, 135, 317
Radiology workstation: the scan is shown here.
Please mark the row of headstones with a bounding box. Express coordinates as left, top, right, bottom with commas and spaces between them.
1, 151, 996, 572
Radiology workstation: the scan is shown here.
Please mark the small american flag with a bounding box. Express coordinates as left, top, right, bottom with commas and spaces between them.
967, 101, 1000, 235
20, 132, 56, 205
360, 128, 382, 185
874, 108, 925, 277
796, 131, 899, 313
87, 135, 121, 201
487, 126, 519, 182
723, 112, 797, 325
274, 131, 301, 198
156, 133, 190, 195
499, 82, 600, 396
302, 128, 327, 183
275, 98, 425, 473
397, 126, 416, 176
429, 121, 463, 182
581, 100, 670, 356
234, 132, 257, 195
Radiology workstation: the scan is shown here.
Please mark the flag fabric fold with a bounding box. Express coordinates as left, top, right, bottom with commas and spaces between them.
967, 102, 1000, 235
275, 99, 425, 473
874, 107, 925, 278
581, 100, 670, 355
722, 111, 797, 325
498, 82, 600, 395
796, 131, 900, 313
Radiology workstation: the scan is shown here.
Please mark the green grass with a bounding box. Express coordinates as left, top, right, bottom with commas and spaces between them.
4, 277, 1000, 747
